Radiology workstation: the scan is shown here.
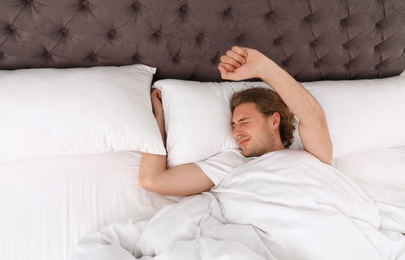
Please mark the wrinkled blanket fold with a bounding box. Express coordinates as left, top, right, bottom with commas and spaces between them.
71, 150, 405, 260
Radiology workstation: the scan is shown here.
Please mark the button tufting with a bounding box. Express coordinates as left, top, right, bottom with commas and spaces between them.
44, 52, 52, 59
180, 5, 187, 12
172, 55, 180, 63
265, 11, 273, 19
8, 25, 16, 31
375, 21, 382, 29
273, 37, 282, 46
281, 60, 289, 67
309, 40, 318, 48
196, 33, 204, 44
81, 0, 89, 6
211, 53, 219, 64
235, 34, 244, 44
132, 53, 141, 63
303, 15, 312, 23
340, 18, 348, 27
223, 8, 231, 16
109, 30, 116, 36
88, 53, 97, 62
153, 30, 161, 38
60, 28, 69, 36
133, 2, 140, 10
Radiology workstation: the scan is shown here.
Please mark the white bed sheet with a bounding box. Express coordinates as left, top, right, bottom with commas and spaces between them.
0, 151, 180, 260
71, 150, 405, 259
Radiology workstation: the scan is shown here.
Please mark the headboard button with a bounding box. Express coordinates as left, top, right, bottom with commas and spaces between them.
81, 0, 89, 7
340, 18, 348, 27
196, 33, 204, 44
8, 25, 16, 32
109, 30, 116, 37
61, 28, 69, 36
133, 2, 140, 10
180, 5, 187, 12
273, 37, 282, 46
223, 8, 231, 17
172, 55, 180, 63
132, 53, 141, 63
153, 31, 161, 38
303, 15, 312, 23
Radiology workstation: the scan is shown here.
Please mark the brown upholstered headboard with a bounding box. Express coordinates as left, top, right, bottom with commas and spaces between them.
1, 0, 404, 82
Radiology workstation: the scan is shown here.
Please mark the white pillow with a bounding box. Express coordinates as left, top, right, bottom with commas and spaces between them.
153, 79, 274, 167
333, 146, 405, 191
302, 75, 405, 158
0, 64, 166, 162
154, 75, 405, 167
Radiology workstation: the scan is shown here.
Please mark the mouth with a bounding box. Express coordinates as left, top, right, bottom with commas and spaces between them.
238, 138, 250, 146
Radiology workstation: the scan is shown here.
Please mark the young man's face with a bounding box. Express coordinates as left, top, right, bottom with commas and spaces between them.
232, 102, 280, 157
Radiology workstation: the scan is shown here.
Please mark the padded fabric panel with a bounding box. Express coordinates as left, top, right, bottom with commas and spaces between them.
0, 0, 404, 82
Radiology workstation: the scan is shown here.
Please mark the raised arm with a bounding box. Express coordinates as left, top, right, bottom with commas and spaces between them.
218, 46, 332, 164
138, 89, 214, 196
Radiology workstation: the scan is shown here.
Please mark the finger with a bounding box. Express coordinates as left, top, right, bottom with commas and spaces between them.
218, 63, 236, 73
220, 55, 241, 69
218, 64, 238, 81
225, 49, 246, 65
231, 46, 248, 59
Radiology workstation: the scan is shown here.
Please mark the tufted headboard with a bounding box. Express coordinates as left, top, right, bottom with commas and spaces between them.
0, 0, 404, 82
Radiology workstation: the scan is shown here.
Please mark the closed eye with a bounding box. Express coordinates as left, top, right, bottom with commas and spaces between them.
232, 117, 251, 128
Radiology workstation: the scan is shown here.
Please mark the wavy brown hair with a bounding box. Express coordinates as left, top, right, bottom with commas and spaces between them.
230, 87, 296, 148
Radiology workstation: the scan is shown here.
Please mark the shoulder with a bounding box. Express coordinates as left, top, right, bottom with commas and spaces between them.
195, 148, 248, 186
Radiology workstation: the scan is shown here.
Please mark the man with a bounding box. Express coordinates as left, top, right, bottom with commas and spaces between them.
139, 46, 332, 196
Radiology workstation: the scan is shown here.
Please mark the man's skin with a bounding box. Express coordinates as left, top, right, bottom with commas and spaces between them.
139, 46, 332, 196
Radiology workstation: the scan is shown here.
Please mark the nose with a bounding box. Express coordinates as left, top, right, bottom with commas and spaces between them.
233, 125, 242, 139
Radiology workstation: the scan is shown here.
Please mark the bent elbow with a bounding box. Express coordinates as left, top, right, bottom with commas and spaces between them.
138, 173, 156, 192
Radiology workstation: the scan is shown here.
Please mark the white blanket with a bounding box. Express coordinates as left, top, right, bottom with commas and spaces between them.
71, 150, 405, 260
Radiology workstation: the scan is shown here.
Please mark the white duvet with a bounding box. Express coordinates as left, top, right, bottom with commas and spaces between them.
71, 150, 405, 260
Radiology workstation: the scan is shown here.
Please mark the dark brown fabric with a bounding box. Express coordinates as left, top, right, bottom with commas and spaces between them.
0, 0, 404, 82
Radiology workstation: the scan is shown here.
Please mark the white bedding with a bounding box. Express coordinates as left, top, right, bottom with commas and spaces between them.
71, 150, 405, 260
0, 152, 179, 260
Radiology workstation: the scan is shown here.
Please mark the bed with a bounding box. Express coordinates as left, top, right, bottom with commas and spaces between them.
0, 0, 404, 259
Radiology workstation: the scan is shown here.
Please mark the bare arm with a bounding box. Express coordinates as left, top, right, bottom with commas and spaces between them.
138, 89, 214, 196
218, 46, 332, 164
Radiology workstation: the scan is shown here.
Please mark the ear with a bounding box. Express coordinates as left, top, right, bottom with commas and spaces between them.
267, 112, 281, 130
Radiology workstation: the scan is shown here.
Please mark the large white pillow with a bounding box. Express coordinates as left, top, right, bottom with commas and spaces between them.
0, 64, 166, 162
153, 79, 274, 167
302, 75, 405, 158
333, 146, 405, 191
154, 75, 405, 167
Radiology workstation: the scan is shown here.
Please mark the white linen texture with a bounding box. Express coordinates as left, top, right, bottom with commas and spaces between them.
0, 64, 166, 162
71, 150, 405, 260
